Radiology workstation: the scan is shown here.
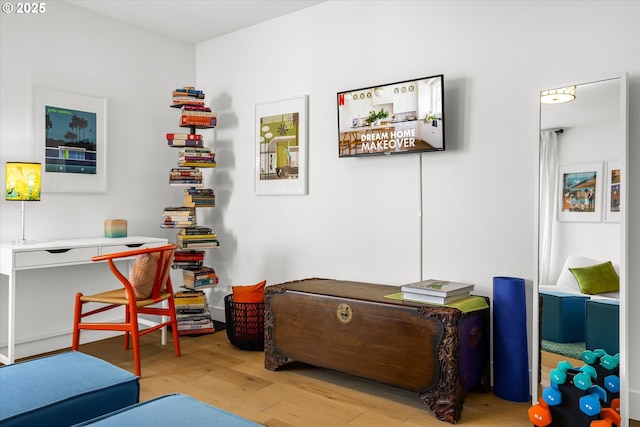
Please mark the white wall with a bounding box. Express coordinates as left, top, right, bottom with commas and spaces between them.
194, 0, 640, 418
1, 0, 639, 419
0, 2, 195, 356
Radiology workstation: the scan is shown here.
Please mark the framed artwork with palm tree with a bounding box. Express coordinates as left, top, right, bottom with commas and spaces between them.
557, 162, 603, 222
34, 86, 107, 193
255, 95, 308, 195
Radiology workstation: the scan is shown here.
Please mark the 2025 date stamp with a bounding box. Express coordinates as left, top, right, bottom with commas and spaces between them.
2, 2, 47, 14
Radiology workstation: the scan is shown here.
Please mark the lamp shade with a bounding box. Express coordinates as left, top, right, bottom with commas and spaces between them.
540, 86, 576, 104
5, 162, 42, 201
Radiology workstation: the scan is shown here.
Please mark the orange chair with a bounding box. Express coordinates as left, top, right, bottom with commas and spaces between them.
72, 244, 181, 377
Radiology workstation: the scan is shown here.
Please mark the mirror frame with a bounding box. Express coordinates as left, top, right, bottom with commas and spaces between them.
532, 73, 629, 420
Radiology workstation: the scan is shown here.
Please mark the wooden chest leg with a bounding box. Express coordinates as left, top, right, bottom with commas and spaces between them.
418, 307, 464, 424
264, 285, 287, 371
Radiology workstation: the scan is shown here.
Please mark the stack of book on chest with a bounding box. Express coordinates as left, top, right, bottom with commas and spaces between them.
401, 279, 475, 304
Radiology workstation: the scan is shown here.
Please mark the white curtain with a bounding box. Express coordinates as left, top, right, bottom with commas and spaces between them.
539, 130, 558, 285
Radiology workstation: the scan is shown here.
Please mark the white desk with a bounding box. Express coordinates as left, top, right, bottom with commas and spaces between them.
0, 236, 167, 365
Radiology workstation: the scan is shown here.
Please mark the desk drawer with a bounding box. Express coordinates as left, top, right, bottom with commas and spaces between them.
14, 246, 99, 268
100, 241, 166, 256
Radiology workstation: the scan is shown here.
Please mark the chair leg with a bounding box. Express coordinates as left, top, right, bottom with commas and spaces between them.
124, 306, 131, 350
72, 293, 83, 350
168, 298, 181, 358
129, 304, 142, 377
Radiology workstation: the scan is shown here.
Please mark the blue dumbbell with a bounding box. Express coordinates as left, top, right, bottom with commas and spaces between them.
542, 386, 562, 406
579, 394, 601, 416
579, 386, 606, 416
604, 375, 620, 394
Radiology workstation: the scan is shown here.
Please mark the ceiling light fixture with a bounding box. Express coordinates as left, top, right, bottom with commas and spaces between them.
540, 86, 576, 104
374, 88, 384, 97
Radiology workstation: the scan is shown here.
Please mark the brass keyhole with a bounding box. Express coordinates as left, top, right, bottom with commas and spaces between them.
336, 303, 353, 323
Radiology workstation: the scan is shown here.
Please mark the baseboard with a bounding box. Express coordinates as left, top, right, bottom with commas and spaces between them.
630, 388, 640, 420
1, 329, 120, 360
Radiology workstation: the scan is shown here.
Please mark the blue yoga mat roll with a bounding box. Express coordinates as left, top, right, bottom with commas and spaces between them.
492, 276, 530, 402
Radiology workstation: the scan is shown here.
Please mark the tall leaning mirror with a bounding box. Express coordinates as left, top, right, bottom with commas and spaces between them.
532, 74, 628, 421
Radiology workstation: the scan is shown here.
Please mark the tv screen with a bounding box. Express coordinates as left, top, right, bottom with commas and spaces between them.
337, 74, 445, 157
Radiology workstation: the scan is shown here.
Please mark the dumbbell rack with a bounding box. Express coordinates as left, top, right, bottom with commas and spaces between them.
529, 350, 621, 427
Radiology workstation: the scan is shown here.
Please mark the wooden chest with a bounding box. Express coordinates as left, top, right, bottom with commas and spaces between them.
264, 279, 490, 424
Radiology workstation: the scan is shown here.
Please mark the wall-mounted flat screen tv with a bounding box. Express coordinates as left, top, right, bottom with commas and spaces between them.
337, 74, 445, 157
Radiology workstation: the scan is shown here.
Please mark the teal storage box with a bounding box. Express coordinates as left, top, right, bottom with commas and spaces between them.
585, 299, 619, 355
0, 351, 139, 427
540, 291, 589, 343
73, 393, 261, 427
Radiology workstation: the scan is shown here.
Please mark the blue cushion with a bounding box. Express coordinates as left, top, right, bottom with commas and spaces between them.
0, 351, 139, 427
73, 393, 261, 427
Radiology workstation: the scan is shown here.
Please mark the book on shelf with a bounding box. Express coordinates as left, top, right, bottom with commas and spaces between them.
184, 193, 215, 208
178, 320, 213, 329
175, 289, 206, 298
176, 307, 207, 315
163, 206, 196, 216
178, 327, 216, 336
166, 133, 202, 140
183, 267, 218, 289
170, 167, 203, 176
400, 291, 472, 305
177, 240, 219, 249
172, 250, 205, 269
180, 115, 216, 127
172, 99, 206, 108
178, 161, 216, 168
180, 109, 216, 118
173, 88, 205, 99
176, 312, 211, 321
162, 219, 197, 228
177, 233, 217, 240
178, 147, 212, 155
170, 182, 204, 188
400, 279, 475, 297
174, 302, 206, 310
181, 105, 210, 112
180, 226, 213, 235
167, 138, 204, 147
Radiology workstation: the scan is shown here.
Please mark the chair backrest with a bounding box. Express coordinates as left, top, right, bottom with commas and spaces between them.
146, 245, 176, 300
94, 244, 177, 301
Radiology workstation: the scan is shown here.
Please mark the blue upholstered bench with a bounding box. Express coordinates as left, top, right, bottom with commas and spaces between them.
586, 299, 620, 355
540, 290, 589, 343
0, 351, 139, 427
72, 393, 261, 427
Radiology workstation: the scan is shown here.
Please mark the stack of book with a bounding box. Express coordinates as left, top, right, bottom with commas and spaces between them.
400, 279, 475, 304
183, 266, 218, 289
177, 147, 216, 168
174, 290, 215, 336
169, 167, 203, 187
184, 188, 215, 208
172, 250, 205, 269
176, 227, 219, 249
171, 87, 205, 108
161, 206, 196, 228
179, 105, 217, 128
166, 133, 203, 147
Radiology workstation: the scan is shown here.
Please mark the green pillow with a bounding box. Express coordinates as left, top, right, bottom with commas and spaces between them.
569, 261, 619, 295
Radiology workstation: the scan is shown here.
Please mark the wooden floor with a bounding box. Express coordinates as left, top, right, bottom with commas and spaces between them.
35, 330, 536, 426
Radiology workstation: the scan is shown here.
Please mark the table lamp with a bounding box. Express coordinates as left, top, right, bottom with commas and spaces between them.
5, 161, 41, 244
